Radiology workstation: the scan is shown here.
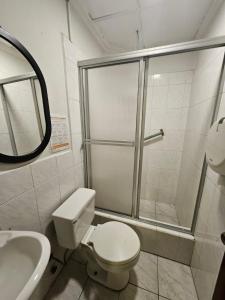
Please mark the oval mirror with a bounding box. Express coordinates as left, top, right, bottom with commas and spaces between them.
0, 27, 51, 163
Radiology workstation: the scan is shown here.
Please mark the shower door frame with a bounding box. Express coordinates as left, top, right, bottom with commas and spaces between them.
78, 35, 225, 235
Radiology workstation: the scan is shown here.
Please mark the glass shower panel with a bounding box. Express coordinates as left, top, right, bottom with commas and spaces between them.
139, 49, 223, 229
86, 62, 139, 215
88, 63, 139, 141
91, 145, 135, 215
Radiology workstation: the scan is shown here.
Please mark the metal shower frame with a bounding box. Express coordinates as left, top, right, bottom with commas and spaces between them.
78, 36, 225, 235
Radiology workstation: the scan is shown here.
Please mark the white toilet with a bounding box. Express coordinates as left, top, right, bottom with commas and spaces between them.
52, 188, 140, 290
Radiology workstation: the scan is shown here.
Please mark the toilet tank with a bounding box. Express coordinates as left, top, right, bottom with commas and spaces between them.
52, 188, 96, 249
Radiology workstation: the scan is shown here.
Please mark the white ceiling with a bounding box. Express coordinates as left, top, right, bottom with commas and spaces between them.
72, 0, 222, 53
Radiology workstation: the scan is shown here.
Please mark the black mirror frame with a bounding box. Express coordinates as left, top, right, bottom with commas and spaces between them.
0, 27, 51, 163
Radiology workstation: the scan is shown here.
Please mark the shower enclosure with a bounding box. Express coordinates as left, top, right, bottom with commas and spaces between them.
78, 36, 225, 234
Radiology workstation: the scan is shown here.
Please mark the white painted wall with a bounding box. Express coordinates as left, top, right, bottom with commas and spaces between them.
0, 0, 102, 260
0, 0, 103, 297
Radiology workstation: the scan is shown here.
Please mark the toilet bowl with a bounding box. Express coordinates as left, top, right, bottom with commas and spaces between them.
52, 188, 140, 290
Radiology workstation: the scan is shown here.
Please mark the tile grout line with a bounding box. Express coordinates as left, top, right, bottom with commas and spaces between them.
29, 164, 43, 232
157, 255, 160, 296
128, 282, 159, 297
190, 265, 200, 300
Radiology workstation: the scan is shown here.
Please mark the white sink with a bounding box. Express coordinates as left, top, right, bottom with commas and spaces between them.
0, 231, 50, 300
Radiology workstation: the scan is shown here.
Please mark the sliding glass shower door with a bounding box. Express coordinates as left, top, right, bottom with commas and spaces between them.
82, 62, 140, 215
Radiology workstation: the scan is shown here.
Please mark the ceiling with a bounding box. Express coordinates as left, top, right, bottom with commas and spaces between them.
72, 0, 222, 53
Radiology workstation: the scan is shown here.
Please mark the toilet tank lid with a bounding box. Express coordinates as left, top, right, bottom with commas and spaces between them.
52, 188, 96, 222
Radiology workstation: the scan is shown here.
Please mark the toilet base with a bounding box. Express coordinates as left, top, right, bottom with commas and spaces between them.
86, 259, 129, 291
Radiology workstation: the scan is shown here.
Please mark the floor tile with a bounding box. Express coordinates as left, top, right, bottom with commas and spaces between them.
140, 199, 156, 219
45, 260, 87, 300
119, 284, 158, 300
158, 257, 198, 300
129, 251, 158, 294
79, 279, 119, 300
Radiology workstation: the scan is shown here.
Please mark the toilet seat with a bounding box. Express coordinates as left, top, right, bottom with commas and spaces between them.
90, 221, 140, 267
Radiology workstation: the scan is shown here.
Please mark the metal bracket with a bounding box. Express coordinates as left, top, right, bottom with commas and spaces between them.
144, 129, 164, 143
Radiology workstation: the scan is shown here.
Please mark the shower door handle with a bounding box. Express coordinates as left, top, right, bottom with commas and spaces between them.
144, 129, 164, 143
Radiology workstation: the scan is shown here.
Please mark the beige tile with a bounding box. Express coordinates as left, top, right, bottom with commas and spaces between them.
156, 202, 179, 225
176, 235, 194, 265
71, 133, 83, 166
59, 167, 76, 202
119, 284, 158, 300
156, 228, 180, 261
56, 151, 74, 171
139, 199, 156, 219
0, 166, 33, 205
35, 176, 61, 233
158, 257, 198, 300
129, 251, 158, 294
132, 224, 158, 255
46, 260, 87, 300
0, 189, 41, 231
31, 259, 63, 300
31, 156, 57, 187
79, 279, 118, 300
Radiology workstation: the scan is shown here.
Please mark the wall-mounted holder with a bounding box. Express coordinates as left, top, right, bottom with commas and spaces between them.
206, 118, 225, 175
144, 129, 164, 143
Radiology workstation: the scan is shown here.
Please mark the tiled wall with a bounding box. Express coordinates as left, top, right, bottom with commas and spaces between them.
0, 151, 82, 239
175, 47, 223, 228
190, 2, 225, 299
141, 69, 193, 206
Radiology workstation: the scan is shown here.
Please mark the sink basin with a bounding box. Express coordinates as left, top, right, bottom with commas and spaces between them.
0, 231, 50, 300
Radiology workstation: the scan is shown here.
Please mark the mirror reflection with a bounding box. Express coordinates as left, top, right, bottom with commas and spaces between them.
0, 38, 45, 156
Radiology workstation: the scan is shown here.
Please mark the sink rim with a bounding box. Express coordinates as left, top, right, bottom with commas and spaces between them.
0, 230, 51, 300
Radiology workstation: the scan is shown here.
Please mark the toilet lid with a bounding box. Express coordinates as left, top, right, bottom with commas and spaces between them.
91, 221, 140, 265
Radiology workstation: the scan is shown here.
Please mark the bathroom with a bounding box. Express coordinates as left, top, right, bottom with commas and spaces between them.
0, 0, 225, 299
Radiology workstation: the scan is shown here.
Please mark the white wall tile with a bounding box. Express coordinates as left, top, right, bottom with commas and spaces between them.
0, 166, 33, 205
59, 167, 77, 202
71, 133, 83, 166
35, 176, 61, 234
69, 99, 82, 135
0, 189, 41, 231
31, 156, 57, 187
56, 151, 74, 171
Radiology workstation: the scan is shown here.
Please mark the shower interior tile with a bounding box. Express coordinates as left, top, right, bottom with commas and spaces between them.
139, 199, 179, 226
156, 202, 179, 225
139, 199, 156, 219
158, 257, 198, 300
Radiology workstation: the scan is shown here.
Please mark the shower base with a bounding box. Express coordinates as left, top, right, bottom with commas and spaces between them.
94, 210, 194, 265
